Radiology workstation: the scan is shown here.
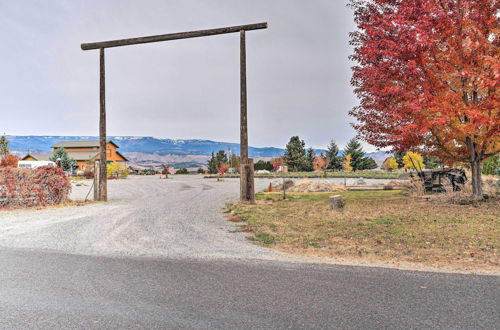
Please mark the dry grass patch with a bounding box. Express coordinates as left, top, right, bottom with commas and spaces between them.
227, 191, 499, 272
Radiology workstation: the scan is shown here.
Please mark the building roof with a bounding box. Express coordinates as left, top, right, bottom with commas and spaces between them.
51, 140, 120, 149
22, 153, 52, 161
66, 150, 128, 162
23, 149, 128, 162
115, 151, 129, 162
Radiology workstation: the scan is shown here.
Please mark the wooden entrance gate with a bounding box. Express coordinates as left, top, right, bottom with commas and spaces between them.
81, 23, 267, 203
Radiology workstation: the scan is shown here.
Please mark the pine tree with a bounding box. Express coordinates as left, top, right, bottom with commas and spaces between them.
207, 150, 228, 174
326, 140, 342, 171
0, 134, 9, 157
343, 138, 365, 171
207, 152, 218, 174
394, 152, 406, 168
423, 156, 441, 169
359, 157, 378, 170
50, 148, 76, 172
304, 148, 316, 172
283, 136, 306, 172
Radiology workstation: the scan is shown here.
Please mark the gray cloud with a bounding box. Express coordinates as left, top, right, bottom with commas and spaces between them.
0, 0, 370, 150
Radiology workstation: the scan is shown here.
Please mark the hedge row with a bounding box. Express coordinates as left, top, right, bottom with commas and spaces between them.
0, 166, 72, 209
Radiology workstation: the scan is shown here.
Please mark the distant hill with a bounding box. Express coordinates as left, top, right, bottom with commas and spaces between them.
7, 135, 388, 167
7, 136, 321, 157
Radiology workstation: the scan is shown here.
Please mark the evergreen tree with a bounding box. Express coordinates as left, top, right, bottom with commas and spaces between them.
254, 160, 273, 171
175, 168, 189, 174
359, 157, 378, 170
283, 136, 306, 172
230, 154, 240, 172
326, 140, 342, 171
215, 150, 228, 165
423, 156, 441, 169
207, 152, 217, 174
50, 148, 76, 172
304, 148, 316, 172
394, 151, 406, 168
0, 134, 9, 157
207, 150, 229, 174
343, 138, 366, 171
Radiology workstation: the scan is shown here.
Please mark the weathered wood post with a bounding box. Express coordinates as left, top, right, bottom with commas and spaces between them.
240, 29, 253, 202
247, 158, 255, 204
99, 48, 108, 202
93, 160, 100, 201
330, 195, 344, 210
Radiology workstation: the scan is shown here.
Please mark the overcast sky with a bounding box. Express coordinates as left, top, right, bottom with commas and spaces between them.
0, 0, 369, 150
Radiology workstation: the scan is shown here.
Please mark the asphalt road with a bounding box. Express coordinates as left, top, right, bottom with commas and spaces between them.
0, 176, 498, 329
1, 248, 499, 330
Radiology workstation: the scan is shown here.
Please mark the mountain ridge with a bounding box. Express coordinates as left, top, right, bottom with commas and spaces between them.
7, 135, 388, 167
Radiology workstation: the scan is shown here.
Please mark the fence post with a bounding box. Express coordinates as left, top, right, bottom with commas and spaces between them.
246, 158, 255, 204
94, 160, 100, 201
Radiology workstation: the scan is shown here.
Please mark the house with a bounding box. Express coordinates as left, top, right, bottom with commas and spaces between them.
23, 140, 128, 172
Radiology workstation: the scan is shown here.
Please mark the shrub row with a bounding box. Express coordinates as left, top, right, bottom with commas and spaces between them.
0, 166, 72, 209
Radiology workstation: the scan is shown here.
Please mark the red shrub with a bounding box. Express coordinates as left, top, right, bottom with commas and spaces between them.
83, 169, 94, 179
0, 154, 20, 168
0, 166, 71, 208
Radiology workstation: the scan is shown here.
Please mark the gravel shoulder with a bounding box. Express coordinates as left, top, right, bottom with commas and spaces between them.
0, 176, 280, 259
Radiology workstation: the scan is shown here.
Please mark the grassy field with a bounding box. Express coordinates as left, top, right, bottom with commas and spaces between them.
227, 191, 499, 272
206, 170, 405, 180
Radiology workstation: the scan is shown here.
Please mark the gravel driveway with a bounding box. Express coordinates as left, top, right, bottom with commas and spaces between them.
0, 176, 281, 259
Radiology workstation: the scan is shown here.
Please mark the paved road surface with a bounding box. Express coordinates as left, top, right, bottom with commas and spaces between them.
0, 176, 498, 329
1, 248, 499, 330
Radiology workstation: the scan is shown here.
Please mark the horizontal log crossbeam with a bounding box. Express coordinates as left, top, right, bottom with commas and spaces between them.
81, 22, 267, 50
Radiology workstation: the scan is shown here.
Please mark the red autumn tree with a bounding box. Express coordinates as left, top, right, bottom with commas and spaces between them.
0, 154, 19, 168
313, 154, 327, 172
349, 0, 499, 199
218, 163, 229, 176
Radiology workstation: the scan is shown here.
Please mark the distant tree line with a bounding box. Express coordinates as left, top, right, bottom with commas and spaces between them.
281, 136, 377, 172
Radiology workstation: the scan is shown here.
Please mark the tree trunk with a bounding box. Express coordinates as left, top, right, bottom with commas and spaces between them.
467, 137, 483, 200
470, 158, 483, 200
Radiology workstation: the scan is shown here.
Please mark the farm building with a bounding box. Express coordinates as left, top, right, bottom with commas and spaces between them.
23, 140, 128, 171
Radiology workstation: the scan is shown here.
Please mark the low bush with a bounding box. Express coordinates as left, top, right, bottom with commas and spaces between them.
0, 166, 72, 208
83, 169, 94, 179
107, 163, 128, 179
